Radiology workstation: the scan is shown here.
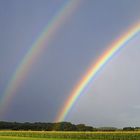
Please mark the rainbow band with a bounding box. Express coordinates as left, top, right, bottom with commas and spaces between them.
56, 22, 140, 122
0, 0, 80, 117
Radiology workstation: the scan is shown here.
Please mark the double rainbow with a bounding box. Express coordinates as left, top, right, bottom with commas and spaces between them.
56, 22, 140, 122
1, 0, 140, 122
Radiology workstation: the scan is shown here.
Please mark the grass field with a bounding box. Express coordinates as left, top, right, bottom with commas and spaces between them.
0, 136, 69, 140
0, 131, 140, 140
0, 136, 70, 140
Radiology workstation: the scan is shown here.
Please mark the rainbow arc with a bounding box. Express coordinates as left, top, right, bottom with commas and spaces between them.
0, 0, 80, 117
56, 22, 140, 122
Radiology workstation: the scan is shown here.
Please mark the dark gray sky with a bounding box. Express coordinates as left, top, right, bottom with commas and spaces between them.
0, 0, 140, 128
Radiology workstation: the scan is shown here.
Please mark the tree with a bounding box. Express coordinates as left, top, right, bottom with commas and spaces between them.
123, 127, 135, 131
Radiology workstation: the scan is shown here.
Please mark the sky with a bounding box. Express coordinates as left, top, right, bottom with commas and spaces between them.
0, 0, 140, 128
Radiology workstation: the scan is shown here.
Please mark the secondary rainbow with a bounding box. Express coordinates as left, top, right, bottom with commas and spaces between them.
0, 0, 80, 117
56, 22, 140, 122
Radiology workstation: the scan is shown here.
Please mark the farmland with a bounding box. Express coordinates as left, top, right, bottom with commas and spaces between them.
0, 131, 140, 140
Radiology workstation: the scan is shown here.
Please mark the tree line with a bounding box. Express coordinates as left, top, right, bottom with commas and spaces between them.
0, 121, 139, 131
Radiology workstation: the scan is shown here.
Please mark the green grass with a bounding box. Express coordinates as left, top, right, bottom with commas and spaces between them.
0, 131, 140, 140
0, 136, 73, 140
0, 136, 80, 140
0, 136, 46, 140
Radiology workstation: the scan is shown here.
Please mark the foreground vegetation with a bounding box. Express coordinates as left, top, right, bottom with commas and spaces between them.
0, 131, 140, 140
1, 121, 140, 139
0, 136, 58, 140
0, 136, 71, 140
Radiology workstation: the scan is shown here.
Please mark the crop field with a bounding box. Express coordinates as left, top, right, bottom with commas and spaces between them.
0, 131, 140, 140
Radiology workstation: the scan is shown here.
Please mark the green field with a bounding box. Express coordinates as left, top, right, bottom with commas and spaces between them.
0, 131, 140, 140
0, 136, 68, 140
0, 136, 71, 140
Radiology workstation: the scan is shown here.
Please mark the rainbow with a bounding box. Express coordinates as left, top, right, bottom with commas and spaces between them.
0, 0, 80, 117
56, 22, 140, 122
